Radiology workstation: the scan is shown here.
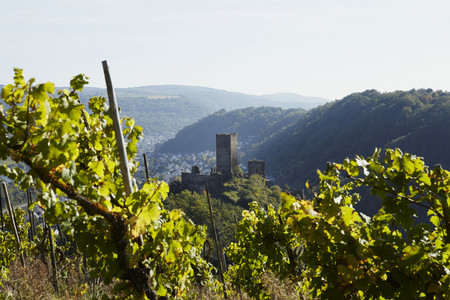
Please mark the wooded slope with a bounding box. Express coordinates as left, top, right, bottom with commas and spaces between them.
256, 89, 450, 188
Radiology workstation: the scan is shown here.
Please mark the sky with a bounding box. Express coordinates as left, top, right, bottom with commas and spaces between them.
1, 0, 450, 100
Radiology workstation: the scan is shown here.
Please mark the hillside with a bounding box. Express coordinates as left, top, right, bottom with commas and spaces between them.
157, 107, 307, 154
254, 89, 450, 190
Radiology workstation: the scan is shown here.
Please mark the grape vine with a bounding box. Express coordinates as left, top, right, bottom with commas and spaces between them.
0, 69, 215, 299
226, 148, 450, 299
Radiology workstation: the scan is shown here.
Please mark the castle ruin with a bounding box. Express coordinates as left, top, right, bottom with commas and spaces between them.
181, 133, 265, 194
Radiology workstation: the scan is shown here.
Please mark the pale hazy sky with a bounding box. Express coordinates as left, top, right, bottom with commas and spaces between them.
1, 0, 450, 99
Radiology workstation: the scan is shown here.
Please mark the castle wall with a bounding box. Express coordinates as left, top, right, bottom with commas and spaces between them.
181, 172, 209, 194
207, 173, 225, 197
248, 160, 265, 178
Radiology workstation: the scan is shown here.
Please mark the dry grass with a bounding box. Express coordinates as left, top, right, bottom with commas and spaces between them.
0, 258, 53, 299
1, 258, 304, 299
187, 271, 304, 300
260, 272, 303, 300
0, 256, 112, 299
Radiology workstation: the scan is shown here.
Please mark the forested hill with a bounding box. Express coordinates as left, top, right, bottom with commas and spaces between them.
255, 89, 450, 188
157, 107, 307, 154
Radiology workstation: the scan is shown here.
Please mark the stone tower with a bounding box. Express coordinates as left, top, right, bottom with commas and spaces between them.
216, 133, 238, 179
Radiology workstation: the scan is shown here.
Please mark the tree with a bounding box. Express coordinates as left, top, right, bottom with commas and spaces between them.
0, 69, 214, 299
223, 174, 281, 208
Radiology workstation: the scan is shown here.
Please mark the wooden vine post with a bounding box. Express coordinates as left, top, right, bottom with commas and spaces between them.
143, 153, 150, 183
27, 190, 35, 240
206, 189, 227, 297
102, 60, 133, 197
0, 189, 4, 231
2, 182, 25, 266
48, 223, 59, 292
102, 61, 146, 246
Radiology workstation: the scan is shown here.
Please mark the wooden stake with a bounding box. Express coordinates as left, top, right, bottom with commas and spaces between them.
102, 60, 133, 196
57, 223, 66, 245
0, 189, 4, 232
48, 224, 59, 292
30, 191, 36, 236
102, 61, 144, 246
206, 189, 227, 297
143, 153, 150, 183
2, 182, 25, 266
27, 190, 34, 241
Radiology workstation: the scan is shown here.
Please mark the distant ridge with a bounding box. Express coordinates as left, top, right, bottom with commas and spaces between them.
1, 82, 330, 145
111, 85, 330, 111
1, 83, 329, 111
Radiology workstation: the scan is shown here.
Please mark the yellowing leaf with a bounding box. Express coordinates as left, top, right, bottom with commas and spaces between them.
106, 159, 117, 172
129, 203, 160, 238
165, 240, 183, 263
155, 275, 167, 296
419, 173, 431, 186
99, 180, 115, 197
169, 209, 182, 221
88, 160, 104, 177
35, 103, 48, 126
402, 156, 415, 175
341, 206, 355, 227
94, 139, 103, 151
430, 215, 441, 227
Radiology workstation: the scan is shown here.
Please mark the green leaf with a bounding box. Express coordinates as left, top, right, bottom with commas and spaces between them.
35, 101, 48, 126
13, 68, 26, 87
54, 201, 64, 217
70, 74, 89, 92
1, 84, 13, 101
155, 276, 167, 296
401, 155, 415, 175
